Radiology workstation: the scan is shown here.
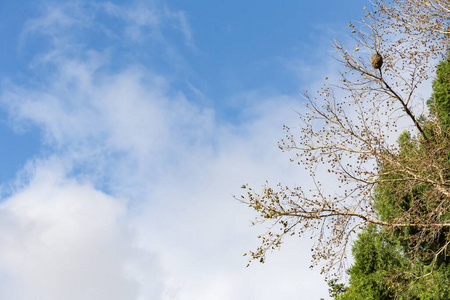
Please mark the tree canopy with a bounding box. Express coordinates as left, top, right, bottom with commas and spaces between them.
335, 54, 450, 299
240, 0, 450, 296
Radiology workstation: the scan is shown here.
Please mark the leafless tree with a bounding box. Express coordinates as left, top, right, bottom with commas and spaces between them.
240, 0, 450, 279
374, 0, 450, 45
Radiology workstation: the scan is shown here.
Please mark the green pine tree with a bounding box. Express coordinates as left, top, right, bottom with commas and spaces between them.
428, 53, 450, 130
333, 54, 450, 300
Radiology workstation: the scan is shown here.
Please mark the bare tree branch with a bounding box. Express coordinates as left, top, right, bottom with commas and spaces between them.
240, 0, 450, 279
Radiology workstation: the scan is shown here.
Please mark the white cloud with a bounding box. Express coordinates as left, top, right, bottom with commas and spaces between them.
1, 57, 331, 298
0, 161, 167, 300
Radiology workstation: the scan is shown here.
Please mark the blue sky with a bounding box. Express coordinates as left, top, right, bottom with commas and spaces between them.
0, 1, 368, 299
